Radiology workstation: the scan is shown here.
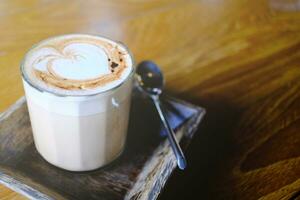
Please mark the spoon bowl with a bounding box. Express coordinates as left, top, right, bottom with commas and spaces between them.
136, 61, 164, 95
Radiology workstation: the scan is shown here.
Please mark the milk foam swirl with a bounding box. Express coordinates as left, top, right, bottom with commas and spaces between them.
22, 34, 133, 96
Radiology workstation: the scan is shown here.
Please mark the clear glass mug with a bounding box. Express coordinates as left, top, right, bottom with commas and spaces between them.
20, 34, 134, 171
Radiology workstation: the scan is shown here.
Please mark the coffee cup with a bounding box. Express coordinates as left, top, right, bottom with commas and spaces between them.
20, 34, 134, 171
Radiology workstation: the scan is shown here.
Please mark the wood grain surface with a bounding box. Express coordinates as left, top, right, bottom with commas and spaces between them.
0, 0, 300, 199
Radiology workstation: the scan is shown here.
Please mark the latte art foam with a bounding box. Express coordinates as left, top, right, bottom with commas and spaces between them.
22, 34, 133, 95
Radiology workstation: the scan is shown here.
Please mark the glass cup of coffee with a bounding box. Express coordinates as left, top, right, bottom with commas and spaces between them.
20, 34, 134, 171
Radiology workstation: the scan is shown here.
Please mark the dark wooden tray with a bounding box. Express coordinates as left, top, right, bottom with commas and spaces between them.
0, 91, 205, 200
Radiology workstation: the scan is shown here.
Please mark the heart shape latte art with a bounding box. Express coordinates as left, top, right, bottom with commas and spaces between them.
50, 43, 110, 80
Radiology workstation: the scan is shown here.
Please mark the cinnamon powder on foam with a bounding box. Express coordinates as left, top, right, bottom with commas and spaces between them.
31, 36, 129, 90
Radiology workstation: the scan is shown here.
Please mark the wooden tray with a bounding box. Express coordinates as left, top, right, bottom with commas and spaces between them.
0, 91, 205, 200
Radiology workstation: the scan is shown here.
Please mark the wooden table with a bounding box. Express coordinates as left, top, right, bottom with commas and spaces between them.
0, 0, 300, 199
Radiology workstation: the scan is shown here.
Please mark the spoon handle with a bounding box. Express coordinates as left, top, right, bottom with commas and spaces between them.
151, 96, 187, 170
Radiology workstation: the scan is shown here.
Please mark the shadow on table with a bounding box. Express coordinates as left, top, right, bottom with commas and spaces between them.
159, 90, 242, 199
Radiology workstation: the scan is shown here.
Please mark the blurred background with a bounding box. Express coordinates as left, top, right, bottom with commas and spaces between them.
1, 0, 300, 199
